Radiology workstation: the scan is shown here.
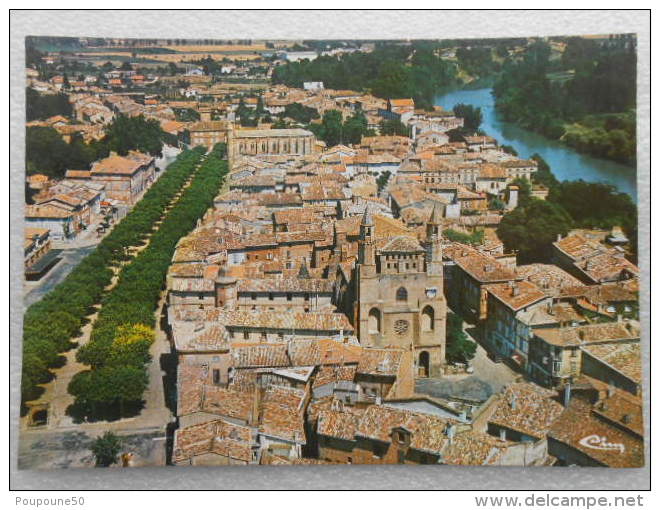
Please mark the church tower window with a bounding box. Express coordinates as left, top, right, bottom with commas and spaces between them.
368, 308, 381, 333
421, 306, 434, 331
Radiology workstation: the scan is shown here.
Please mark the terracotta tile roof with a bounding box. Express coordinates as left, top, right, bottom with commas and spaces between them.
592, 390, 644, 437
517, 302, 586, 328
173, 309, 353, 333
301, 184, 349, 202
272, 208, 321, 225
258, 193, 302, 207
288, 338, 362, 367
173, 419, 254, 463
177, 364, 207, 415
441, 431, 514, 466
169, 276, 216, 292
317, 407, 364, 441
389, 98, 415, 108
486, 280, 547, 311
259, 385, 307, 442
236, 277, 334, 294
516, 263, 583, 297
500, 159, 538, 168
553, 234, 603, 261
201, 384, 254, 421
25, 227, 49, 239
559, 281, 638, 304
64, 170, 92, 179
355, 405, 451, 455
25, 204, 74, 219
91, 152, 151, 176
488, 382, 563, 440
582, 341, 642, 384
171, 317, 230, 353
168, 262, 213, 278
548, 396, 643, 467
445, 244, 517, 283
534, 322, 639, 348
477, 163, 507, 179
231, 343, 290, 368
231, 175, 277, 188
357, 348, 403, 377
312, 365, 358, 388
379, 235, 425, 253
574, 251, 639, 283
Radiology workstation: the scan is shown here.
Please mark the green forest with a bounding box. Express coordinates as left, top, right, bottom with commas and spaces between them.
492, 37, 636, 164
26, 88, 73, 121
496, 154, 637, 264
25, 114, 169, 178
272, 43, 459, 110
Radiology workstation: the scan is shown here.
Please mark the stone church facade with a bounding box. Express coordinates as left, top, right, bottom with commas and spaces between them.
354, 206, 447, 377
228, 128, 316, 159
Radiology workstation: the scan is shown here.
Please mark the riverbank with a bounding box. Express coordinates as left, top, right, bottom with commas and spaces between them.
434, 87, 637, 201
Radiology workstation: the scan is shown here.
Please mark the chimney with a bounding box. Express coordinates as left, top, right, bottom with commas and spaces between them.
511, 284, 520, 297
607, 385, 616, 398
556, 233, 562, 242
563, 383, 572, 407
510, 395, 517, 410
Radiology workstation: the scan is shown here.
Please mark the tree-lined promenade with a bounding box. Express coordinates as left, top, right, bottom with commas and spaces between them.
21, 147, 207, 407
68, 143, 227, 421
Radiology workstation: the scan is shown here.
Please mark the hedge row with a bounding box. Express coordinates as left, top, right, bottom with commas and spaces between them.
21, 147, 206, 404
68, 144, 228, 415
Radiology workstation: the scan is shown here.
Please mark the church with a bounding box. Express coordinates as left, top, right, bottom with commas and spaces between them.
352, 205, 447, 377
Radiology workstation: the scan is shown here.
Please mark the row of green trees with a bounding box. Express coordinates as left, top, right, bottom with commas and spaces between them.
67, 144, 228, 420
21, 148, 206, 406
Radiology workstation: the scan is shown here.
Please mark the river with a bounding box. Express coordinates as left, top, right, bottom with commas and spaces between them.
433, 88, 638, 201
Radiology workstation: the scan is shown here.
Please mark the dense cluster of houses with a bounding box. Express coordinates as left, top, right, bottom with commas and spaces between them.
24, 57, 643, 467
165, 112, 641, 467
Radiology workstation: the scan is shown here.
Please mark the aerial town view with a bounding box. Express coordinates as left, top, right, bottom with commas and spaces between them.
19, 35, 642, 470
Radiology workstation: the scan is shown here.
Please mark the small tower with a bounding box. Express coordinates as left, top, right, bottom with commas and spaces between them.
358, 208, 376, 277
425, 204, 444, 276
426, 203, 443, 241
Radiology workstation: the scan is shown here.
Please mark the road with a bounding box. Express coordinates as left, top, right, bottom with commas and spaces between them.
18, 148, 193, 469
23, 243, 98, 308
415, 316, 520, 402
23, 145, 182, 308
